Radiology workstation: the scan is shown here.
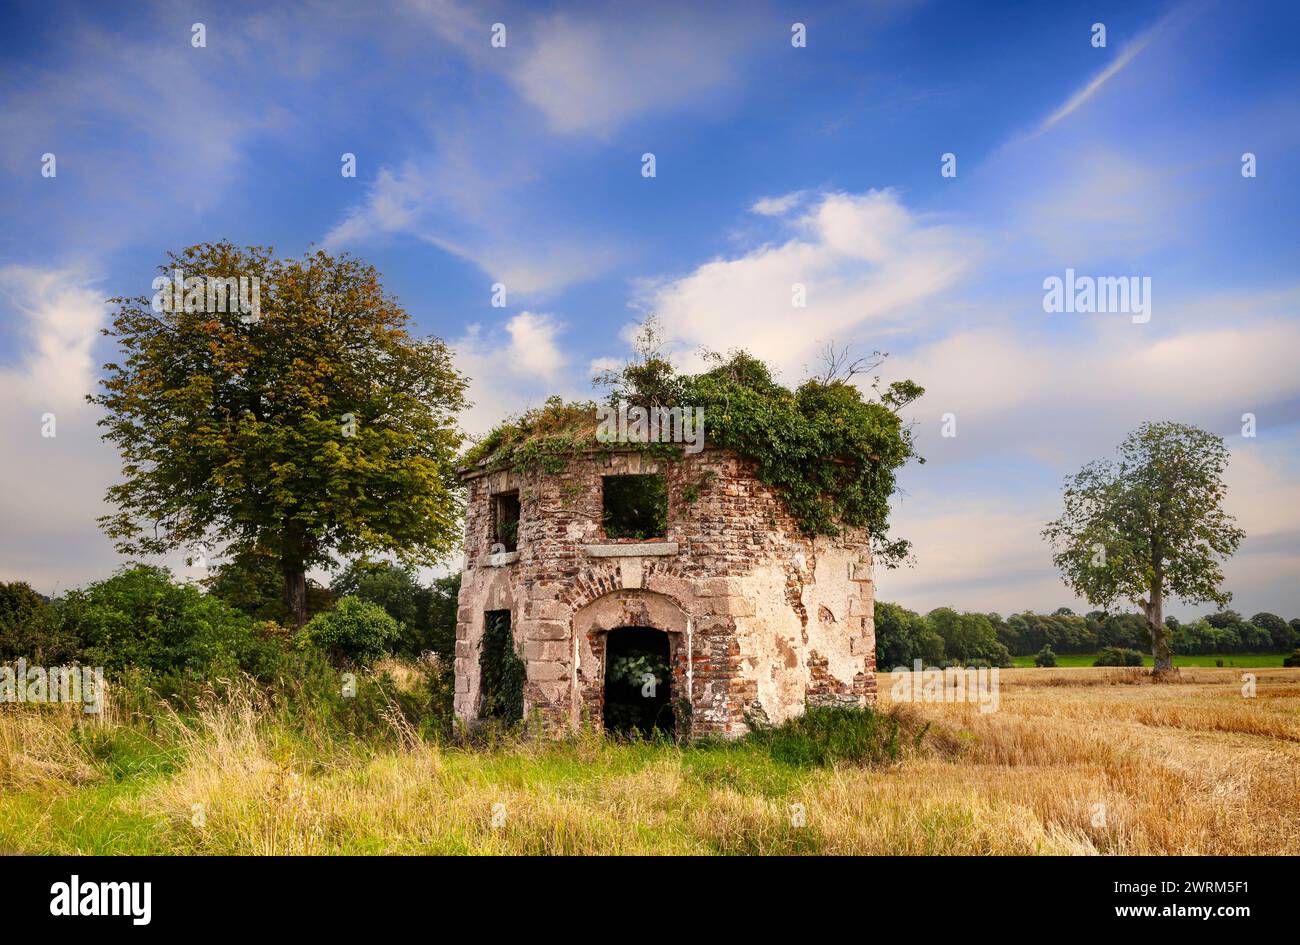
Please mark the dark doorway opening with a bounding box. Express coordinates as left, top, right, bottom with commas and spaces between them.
479, 609, 524, 723
603, 626, 674, 737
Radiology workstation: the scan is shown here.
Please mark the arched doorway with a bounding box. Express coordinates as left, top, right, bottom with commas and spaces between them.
602, 626, 674, 737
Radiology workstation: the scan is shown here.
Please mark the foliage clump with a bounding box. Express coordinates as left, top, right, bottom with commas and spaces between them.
461, 329, 923, 566
742, 705, 928, 768
298, 596, 401, 666
1093, 646, 1145, 667
92, 242, 468, 628
1043, 421, 1245, 676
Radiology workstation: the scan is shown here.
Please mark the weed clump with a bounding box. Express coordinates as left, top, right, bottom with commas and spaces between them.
742, 705, 930, 768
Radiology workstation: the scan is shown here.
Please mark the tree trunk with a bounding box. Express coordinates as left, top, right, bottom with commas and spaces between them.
282, 559, 307, 629
1144, 583, 1175, 678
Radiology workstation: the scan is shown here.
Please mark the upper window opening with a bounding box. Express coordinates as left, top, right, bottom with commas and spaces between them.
602, 474, 667, 540
491, 491, 520, 552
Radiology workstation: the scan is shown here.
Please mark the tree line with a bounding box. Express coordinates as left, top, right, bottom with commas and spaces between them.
875, 601, 1300, 669
0, 561, 460, 709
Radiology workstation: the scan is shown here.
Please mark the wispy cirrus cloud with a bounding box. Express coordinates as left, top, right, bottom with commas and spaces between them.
322, 159, 620, 295
1032, 34, 1154, 137
1022, 6, 1189, 141
410, 0, 771, 137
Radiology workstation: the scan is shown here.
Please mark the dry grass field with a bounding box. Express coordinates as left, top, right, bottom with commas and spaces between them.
2, 666, 1297, 855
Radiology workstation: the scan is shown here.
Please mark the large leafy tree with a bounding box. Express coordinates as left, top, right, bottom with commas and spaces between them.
92, 243, 467, 627
1042, 421, 1244, 677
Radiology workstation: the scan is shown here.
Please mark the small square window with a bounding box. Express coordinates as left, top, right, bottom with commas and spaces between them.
491, 491, 520, 552
602, 474, 667, 540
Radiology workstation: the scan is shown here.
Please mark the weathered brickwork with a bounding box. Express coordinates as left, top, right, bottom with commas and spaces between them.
454, 447, 876, 738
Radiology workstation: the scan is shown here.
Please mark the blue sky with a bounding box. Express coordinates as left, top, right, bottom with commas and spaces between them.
2, 0, 1298, 619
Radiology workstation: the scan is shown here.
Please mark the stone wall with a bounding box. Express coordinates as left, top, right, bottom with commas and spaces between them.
454, 446, 875, 737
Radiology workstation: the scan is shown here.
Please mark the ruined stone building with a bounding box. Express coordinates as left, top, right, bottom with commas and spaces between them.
454, 445, 877, 738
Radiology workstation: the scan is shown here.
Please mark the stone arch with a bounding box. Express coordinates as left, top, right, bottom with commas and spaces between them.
573, 587, 690, 638
571, 588, 692, 733
566, 558, 695, 615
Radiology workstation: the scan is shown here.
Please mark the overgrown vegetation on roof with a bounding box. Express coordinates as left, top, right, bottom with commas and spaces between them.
460, 322, 924, 565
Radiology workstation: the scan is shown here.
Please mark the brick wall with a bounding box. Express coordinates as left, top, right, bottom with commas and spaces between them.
454, 446, 875, 737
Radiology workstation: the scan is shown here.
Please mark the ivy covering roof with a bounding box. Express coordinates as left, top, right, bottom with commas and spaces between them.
459, 349, 923, 566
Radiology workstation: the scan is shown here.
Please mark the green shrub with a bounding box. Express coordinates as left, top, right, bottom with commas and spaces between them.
329, 561, 459, 659
0, 581, 80, 664
298, 597, 401, 665
271, 649, 448, 742
52, 566, 288, 697
743, 705, 924, 768
1282, 650, 1300, 668
1034, 645, 1057, 668
1094, 646, 1144, 667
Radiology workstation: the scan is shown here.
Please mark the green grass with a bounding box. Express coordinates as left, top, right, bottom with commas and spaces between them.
0, 703, 921, 855
1010, 652, 1287, 668
0, 780, 174, 855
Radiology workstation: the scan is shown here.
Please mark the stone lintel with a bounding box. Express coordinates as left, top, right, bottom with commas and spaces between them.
583, 541, 678, 557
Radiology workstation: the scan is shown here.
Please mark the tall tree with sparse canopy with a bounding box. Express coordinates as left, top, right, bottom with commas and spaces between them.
92, 243, 467, 627
1042, 421, 1244, 677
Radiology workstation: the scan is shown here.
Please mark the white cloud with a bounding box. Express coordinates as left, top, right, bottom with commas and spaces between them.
1033, 34, 1153, 136
874, 310, 1300, 618
506, 10, 754, 136
639, 189, 978, 376
406, 0, 764, 137
897, 318, 1300, 461
0, 16, 305, 253
453, 311, 571, 436
874, 499, 1064, 613
503, 311, 567, 382
0, 268, 122, 594
751, 191, 809, 217
0, 266, 106, 408
1026, 8, 1185, 141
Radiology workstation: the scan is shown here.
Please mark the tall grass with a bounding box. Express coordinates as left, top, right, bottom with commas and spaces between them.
2, 665, 1298, 855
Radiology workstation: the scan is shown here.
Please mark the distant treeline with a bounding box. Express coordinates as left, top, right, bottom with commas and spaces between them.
0, 563, 460, 701
876, 603, 1300, 669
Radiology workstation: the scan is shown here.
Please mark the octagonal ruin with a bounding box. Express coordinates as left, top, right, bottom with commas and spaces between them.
454, 446, 877, 738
